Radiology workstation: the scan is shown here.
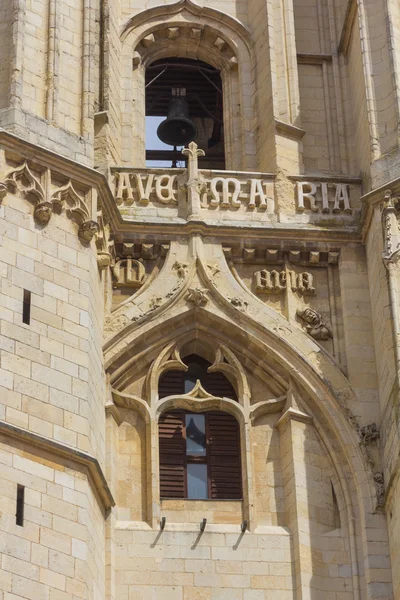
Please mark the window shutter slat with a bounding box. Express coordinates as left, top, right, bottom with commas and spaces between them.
208, 412, 242, 500
159, 411, 186, 498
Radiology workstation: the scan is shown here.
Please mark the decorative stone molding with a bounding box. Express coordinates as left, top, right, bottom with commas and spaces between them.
0, 158, 98, 240
223, 246, 340, 265
297, 308, 332, 340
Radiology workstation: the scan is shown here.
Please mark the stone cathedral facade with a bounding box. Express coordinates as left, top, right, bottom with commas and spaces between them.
1, 0, 400, 599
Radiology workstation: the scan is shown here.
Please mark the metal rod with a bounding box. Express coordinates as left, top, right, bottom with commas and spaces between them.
147, 63, 219, 74
241, 520, 248, 533
200, 518, 207, 532
160, 517, 166, 530
145, 65, 168, 89
198, 68, 222, 94
191, 93, 223, 124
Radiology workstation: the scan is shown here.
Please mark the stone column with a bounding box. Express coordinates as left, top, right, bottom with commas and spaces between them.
276, 395, 314, 599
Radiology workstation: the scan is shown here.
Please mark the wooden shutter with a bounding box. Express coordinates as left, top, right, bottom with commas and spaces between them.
204, 372, 237, 401
208, 412, 242, 499
159, 411, 186, 498
158, 371, 185, 398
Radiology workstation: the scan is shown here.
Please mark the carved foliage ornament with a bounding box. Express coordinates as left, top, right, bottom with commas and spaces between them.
339, 401, 384, 508
186, 288, 209, 306
381, 189, 400, 265
0, 160, 98, 241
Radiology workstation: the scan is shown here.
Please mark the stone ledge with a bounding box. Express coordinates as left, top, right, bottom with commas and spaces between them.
0, 419, 115, 511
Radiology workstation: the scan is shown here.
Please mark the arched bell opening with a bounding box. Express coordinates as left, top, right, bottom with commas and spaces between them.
145, 58, 225, 169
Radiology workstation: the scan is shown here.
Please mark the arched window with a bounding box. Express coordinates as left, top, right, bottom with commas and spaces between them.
145, 58, 225, 169
159, 410, 242, 500
158, 354, 242, 500
158, 354, 237, 400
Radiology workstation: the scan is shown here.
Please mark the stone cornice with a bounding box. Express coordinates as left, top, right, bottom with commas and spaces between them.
0, 129, 363, 244
106, 221, 361, 244
0, 420, 115, 512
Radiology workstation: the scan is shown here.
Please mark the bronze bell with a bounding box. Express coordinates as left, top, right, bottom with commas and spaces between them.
157, 97, 197, 147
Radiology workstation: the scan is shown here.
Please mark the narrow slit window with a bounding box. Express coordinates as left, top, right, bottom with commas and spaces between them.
16, 484, 25, 526
22, 290, 31, 325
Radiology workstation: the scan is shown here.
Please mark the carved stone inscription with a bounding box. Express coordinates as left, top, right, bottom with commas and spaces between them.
205, 177, 274, 211
115, 170, 274, 211
255, 269, 316, 295
297, 182, 351, 214
112, 258, 146, 288
116, 172, 178, 206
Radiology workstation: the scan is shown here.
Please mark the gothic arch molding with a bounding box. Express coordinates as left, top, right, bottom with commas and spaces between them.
106, 308, 380, 600
105, 304, 376, 508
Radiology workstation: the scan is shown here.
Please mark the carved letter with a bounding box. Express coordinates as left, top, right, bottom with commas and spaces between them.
321, 183, 330, 213
112, 258, 146, 288
249, 179, 268, 210
210, 178, 241, 207
333, 184, 351, 213
297, 272, 315, 294
116, 173, 134, 205
155, 175, 177, 204
135, 173, 154, 205
297, 182, 318, 212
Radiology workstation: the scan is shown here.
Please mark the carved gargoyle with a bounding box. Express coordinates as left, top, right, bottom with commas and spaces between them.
297, 308, 332, 341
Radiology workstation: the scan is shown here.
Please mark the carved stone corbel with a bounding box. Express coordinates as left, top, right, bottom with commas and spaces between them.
33, 201, 53, 224
297, 308, 332, 340
78, 220, 99, 242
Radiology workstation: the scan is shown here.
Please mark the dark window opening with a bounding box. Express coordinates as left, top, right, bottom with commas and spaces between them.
22, 290, 31, 325
16, 484, 25, 526
158, 354, 237, 400
159, 410, 242, 500
145, 58, 225, 169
